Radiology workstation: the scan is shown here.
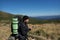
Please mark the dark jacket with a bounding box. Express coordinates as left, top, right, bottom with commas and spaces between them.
18, 22, 31, 39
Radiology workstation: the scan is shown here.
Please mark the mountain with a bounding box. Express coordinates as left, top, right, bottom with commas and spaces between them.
0, 11, 60, 24
0, 11, 14, 20
0, 11, 23, 20
33, 15, 60, 20
0, 11, 41, 24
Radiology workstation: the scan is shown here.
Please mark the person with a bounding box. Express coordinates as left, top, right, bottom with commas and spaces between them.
18, 16, 31, 40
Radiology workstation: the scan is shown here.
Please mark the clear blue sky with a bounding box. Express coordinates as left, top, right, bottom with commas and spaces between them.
0, 0, 60, 16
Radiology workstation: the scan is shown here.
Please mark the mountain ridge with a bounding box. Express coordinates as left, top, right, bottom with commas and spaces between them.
33, 15, 60, 20
0, 11, 60, 24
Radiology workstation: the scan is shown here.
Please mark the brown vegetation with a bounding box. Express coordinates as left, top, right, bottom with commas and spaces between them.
0, 23, 60, 40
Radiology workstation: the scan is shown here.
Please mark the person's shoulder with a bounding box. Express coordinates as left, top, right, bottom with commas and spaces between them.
19, 22, 25, 26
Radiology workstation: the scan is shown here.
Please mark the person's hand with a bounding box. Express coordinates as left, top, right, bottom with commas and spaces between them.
29, 27, 32, 30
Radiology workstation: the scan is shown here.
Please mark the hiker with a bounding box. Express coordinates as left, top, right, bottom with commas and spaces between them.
18, 16, 31, 40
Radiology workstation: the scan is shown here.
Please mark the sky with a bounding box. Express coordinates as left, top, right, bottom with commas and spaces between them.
0, 0, 60, 16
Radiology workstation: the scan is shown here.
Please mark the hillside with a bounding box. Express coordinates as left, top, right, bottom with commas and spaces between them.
0, 11, 13, 20
0, 11, 60, 24
0, 11, 41, 24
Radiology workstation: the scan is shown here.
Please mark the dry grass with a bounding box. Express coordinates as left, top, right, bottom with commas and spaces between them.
0, 23, 11, 40
0, 23, 60, 40
28, 23, 60, 34
28, 23, 60, 40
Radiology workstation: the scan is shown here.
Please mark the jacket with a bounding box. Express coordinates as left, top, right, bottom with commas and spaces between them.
18, 22, 31, 39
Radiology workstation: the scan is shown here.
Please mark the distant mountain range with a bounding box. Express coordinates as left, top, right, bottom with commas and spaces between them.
33, 15, 60, 20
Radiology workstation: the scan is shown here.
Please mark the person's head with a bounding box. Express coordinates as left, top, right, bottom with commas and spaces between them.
23, 16, 29, 23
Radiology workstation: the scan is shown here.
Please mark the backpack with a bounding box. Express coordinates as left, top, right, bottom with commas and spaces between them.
11, 16, 22, 35
12, 17, 19, 35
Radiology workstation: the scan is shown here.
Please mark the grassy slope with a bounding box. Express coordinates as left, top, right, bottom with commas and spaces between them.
0, 11, 60, 24
0, 11, 41, 24
0, 11, 14, 20
0, 23, 60, 40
